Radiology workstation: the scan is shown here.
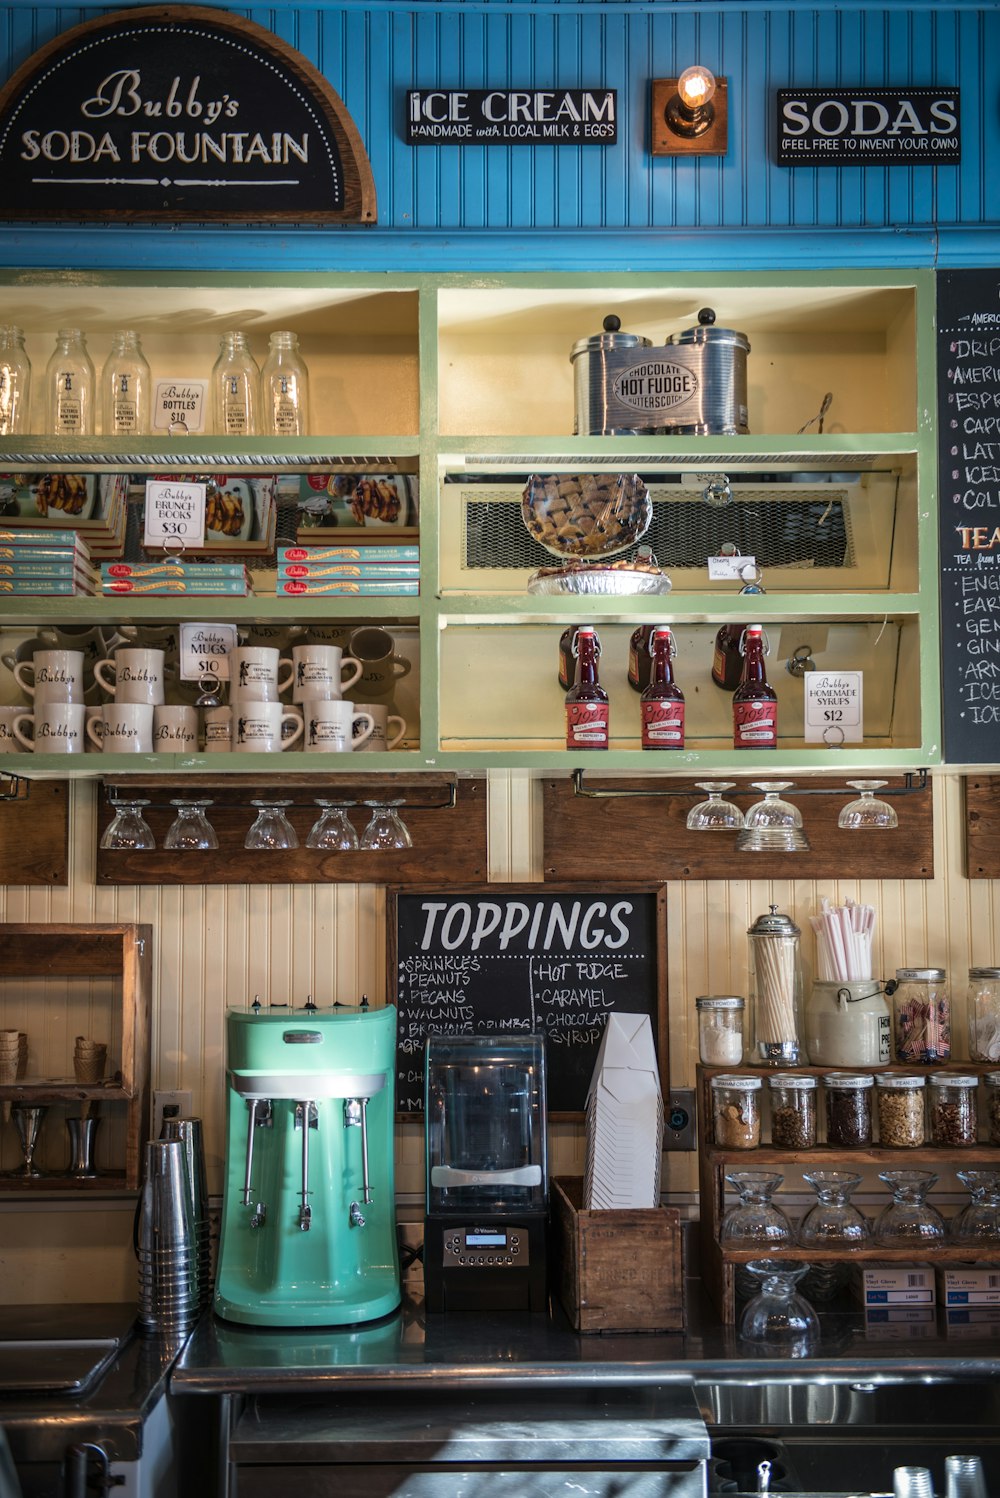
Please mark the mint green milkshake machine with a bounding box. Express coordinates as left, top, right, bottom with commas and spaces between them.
215, 1001, 400, 1327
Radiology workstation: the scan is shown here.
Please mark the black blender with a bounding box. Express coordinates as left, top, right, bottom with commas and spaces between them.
423, 1033, 548, 1312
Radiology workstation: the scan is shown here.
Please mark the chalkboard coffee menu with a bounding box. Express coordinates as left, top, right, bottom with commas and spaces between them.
388, 885, 667, 1116
938, 269, 1000, 763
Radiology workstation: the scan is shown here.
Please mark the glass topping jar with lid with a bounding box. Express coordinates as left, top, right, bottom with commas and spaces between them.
696, 995, 744, 1065
928, 1073, 978, 1148
890, 967, 950, 1063
767, 1073, 817, 1149
876, 1074, 926, 1148
967, 967, 1000, 1064
711, 1074, 761, 1149
985, 1071, 1000, 1146
823, 1071, 874, 1147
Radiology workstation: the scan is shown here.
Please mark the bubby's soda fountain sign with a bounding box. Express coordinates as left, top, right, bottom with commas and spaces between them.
0, 5, 376, 221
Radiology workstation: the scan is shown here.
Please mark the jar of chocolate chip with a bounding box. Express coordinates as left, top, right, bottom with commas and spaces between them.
985, 1071, 1000, 1146
823, 1071, 874, 1147
711, 1074, 761, 1149
928, 1073, 978, 1148
767, 1073, 817, 1149
876, 1073, 926, 1148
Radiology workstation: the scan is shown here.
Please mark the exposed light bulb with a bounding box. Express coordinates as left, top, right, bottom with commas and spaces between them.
677, 65, 717, 111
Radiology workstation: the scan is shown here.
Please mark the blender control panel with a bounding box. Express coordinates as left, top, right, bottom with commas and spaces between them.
442, 1226, 529, 1268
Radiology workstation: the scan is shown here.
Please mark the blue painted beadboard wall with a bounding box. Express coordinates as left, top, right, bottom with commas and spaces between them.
0, 0, 998, 270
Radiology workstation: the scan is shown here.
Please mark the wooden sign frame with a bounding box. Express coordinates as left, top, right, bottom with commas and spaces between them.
387, 883, 668, 1119
0, 6, 376, 223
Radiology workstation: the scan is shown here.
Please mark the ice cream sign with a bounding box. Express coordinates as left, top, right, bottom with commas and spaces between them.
0, 5, 376, 221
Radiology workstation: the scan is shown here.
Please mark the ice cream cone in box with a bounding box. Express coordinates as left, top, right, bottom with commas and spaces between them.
0, 1030, 19, 1124
74, 1038, 107, 1119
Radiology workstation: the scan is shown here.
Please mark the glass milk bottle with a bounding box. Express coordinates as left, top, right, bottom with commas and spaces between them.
0, 325, 31, 435
101, 330, 151, 436
260, 331, 309, 436
211, 331, 259, 437
45, 328, 95, 436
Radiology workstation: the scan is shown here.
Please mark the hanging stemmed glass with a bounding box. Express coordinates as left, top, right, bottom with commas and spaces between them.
686, 782, 744, 832
244, 800, 299, 850
736, 783, 809, 853
100, 798, 156, 850
838, 780, 899, 830
360, 800, 412, 851
164, 798, 218, 851
306, 800, 360, 851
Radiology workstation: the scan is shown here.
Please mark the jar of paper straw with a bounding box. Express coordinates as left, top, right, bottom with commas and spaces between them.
747, 904, 806, 1065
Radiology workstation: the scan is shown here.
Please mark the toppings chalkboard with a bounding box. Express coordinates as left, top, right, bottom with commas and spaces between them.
388, 885, 667, 1116
937, 269, 1000, 762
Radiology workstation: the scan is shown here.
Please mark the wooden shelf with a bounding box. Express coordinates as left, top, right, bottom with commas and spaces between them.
695, 1062, 1000, 1322
0, 923, 151, 1190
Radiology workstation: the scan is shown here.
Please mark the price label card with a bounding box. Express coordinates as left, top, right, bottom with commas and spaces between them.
143, 479, 206, 548
708, 553, 756, 581
178, 622, 239, 681
152, 379, 208, 434
804, 670, 864, 744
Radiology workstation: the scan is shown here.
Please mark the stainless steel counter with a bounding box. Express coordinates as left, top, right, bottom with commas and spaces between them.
173, 1283, 1000, 1393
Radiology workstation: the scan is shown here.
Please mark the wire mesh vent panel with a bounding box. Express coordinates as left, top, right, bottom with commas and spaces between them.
462, 490, 853, 571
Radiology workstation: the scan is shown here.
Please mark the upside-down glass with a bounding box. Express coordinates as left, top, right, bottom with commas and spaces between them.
838, 780, 899, 830
950, 1169, 1000, 1245
100, 798, 156, 851
798, 1169, 870, 1246
873, 1169, 946, 1247
306, 801, 360, 851
736, 782, 810, 853
686, 782, 744, 832
360, 800, 412, 851
163, 799, 218, 851
738, 1259, 820, 1351
244, 800, 299, 850
720, 1171, 794, 1249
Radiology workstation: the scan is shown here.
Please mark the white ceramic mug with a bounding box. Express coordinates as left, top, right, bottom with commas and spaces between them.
302, 699, 374, 753
228, 646, 295, 703
13, 649, 86, 702
87, 703, 155, 753
0, 706, 26, 753
85, 704, 103, 753
153, 705, 199, 752
352, 702, 406, 751
238, 624, 306, 650
305, 624, 355, 650
38, 625, 120, 661
203, 705, 233, 752
281, 644, 363, 704
348, 626, 411, 699
12, 701, 86, 754
93, 648, 167, 706
231, 701, 303, 753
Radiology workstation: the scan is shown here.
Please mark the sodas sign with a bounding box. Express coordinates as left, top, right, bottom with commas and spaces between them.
776, 87, 960, 166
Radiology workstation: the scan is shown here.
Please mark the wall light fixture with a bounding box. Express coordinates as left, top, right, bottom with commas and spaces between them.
652, 67, 729, 156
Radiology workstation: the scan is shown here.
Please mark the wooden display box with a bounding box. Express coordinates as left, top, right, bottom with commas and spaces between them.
550, 1176, 685, 1334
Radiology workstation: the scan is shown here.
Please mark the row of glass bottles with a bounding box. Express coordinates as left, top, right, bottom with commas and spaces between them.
711, 1069, 1000, 1149
721, 1166, 1000, 1248
0, 325, 309, 438
563, 623, 776, 750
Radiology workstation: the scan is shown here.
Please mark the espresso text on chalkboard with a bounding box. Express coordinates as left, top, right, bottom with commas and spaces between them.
937, 269, 1000, 762
388, 886, 667, 1116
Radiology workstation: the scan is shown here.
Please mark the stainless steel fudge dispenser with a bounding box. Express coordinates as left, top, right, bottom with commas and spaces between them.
571, 306, 750, 436
423, 1033, 548, 1312
214, 999, 400, 1327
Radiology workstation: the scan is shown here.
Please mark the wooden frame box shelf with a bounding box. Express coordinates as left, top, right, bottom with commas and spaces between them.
696, 1063, 1000, 1322
0, 923, 152, 1192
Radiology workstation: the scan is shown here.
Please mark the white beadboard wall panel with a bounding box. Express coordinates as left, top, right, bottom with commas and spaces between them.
3, 771, 1000, 1299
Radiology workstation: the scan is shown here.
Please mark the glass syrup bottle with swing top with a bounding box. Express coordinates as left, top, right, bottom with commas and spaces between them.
733, 624, 777, 749
564, 626, 609, 750
641, 625, 685, 749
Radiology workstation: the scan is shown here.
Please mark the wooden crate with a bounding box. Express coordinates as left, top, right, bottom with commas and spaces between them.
550, 1176, 686, 1334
